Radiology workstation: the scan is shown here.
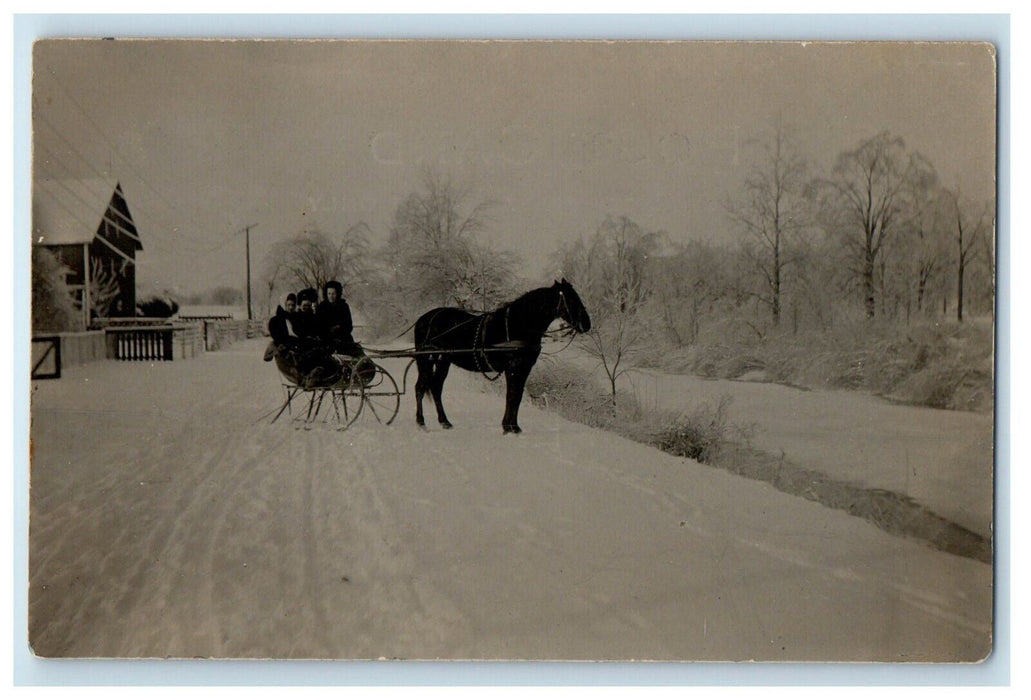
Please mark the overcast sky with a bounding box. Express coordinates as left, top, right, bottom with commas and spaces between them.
32, 39, 996, 297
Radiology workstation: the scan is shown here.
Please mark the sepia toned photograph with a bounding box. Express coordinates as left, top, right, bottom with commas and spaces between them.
28, 38, 996, 662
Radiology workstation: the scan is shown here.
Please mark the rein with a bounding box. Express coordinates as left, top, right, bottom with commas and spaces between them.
371, 286, 583, 366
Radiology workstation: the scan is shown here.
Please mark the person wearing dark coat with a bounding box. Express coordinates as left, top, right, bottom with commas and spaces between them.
316, 280, 361, 356
265, 291, 342, 388
291, 288, 322, 340
267, 293, 298, 346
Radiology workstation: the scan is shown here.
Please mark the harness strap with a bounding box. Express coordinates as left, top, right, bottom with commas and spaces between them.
474, 310, 505, 381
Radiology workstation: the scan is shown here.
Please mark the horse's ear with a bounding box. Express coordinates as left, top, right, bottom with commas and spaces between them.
561, 277, 568, 284
553, 279, 560, 286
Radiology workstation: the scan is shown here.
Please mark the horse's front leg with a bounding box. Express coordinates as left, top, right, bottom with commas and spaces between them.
430, 360, 453, 429
414, 357, 431, 428
502, 365, 533, 434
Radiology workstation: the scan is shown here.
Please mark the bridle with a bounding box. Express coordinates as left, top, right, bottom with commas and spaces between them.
541, 288, 583, 354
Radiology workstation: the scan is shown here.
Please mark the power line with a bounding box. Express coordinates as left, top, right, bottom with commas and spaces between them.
36, 74, 241, 247
35, 114, 182, 246
34, 144, 141, 241
34, 149, 218, 263
35, 73, 281, 294
34, 118, 239, 260
44, 70, 198, 224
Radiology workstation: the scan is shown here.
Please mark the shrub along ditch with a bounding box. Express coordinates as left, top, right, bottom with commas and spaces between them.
647, 318, 994, 413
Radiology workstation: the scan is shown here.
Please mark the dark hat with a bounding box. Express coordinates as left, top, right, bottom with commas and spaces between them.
324, 280, 343, 296
297, 288, 318, 304
285, 293, 297, 303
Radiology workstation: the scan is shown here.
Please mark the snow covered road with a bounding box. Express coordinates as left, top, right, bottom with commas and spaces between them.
28, 339, 992, 660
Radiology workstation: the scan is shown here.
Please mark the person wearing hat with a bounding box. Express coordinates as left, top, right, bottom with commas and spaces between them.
265, 292, 302, 364
267, 292, 299, 346
316, 280, 360, 356
265, 290, 342, 388
292, 288, 321, 340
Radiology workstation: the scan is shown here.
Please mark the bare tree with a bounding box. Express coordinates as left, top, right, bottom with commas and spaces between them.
647, 240, 731, 346
387, 170, 494, 308
944, 189, 992, 322
456, 242, 521, 312
582, 288, 648, 403
726, 121, 809, 326
819, 132, 937, 318
266, 224, 371, 301
261, 254, 285, 317
88, 255, 123, 318
879, 181, 953, 322
557, 216, 662, 403
908, 190, 951, 316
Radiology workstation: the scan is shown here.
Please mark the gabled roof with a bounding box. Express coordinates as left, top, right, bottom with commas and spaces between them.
32, 177, 141, 248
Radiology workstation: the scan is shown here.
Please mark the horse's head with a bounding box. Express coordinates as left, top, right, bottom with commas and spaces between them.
554, 279, 591, 334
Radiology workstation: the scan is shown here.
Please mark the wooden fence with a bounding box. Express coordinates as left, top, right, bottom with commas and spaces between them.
203, 320, 264, 351
106, 326, 173, 361
30, 331, 108, 378
30, 336, 61, 379
105, 324, 205, 361
30, 320, 256, 378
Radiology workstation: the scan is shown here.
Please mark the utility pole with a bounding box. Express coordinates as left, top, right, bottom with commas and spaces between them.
243, 223, 258, 320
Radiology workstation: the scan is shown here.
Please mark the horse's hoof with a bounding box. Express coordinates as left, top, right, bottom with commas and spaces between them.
441, 422, 454, 430
503, 425, 522, 435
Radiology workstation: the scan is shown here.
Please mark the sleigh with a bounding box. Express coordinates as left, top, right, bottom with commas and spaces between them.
265, 341, 401, 430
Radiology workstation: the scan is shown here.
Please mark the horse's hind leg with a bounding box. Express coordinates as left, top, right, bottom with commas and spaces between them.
414, 356, 432, 428
430, 360, 453, 429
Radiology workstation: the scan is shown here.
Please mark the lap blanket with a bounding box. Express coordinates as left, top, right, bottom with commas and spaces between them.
264, 340, 345, 389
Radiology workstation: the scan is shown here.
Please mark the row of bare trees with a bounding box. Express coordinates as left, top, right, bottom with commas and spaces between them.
551, 128, 994, 401
727, 126, 994, 325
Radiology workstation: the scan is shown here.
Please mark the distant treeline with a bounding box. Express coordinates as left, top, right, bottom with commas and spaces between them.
259, 130, 993, 344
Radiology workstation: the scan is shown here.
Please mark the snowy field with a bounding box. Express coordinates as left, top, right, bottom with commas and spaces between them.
28, 338, 992, 661
619, 367, 994, 539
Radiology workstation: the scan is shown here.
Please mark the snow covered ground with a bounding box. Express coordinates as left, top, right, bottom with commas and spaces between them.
620, 366, 994, 539
28, 339, 992, 661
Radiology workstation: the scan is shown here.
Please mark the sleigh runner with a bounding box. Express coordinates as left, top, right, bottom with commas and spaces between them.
265, 347, 402, 430
265, 342, 528, 431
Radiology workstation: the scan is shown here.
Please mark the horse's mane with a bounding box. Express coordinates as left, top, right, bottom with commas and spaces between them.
497, 285, 555, 313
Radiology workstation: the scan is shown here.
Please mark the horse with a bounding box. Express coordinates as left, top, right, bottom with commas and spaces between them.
413, 279, 591, 434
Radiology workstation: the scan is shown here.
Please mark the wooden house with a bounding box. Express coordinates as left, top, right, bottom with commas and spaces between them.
33, 178, 143, 328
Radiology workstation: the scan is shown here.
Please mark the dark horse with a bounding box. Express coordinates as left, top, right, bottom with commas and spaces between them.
414, 279, 591, 434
